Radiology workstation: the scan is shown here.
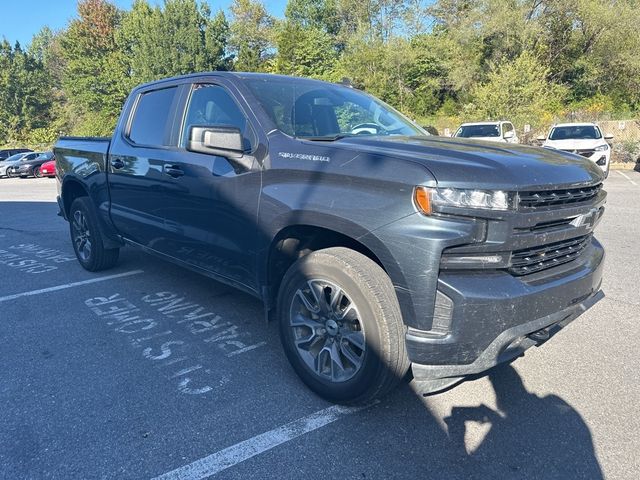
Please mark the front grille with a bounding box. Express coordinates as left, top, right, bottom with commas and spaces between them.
518, 183, 602, 209
560, 148, 595, 158
509, 234, 592, 276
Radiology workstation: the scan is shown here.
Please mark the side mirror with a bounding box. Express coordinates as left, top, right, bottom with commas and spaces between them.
536, 135, 546, 142
604, 133, 614, 140
503, 130, 515, 139
187, 125, 254, 171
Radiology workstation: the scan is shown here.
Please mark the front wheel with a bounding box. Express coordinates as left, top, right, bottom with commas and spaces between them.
69, 197, 120, 271
277, 247, 409, 404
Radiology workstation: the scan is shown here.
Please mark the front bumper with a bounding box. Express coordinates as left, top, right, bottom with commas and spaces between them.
409, 238, 604, 393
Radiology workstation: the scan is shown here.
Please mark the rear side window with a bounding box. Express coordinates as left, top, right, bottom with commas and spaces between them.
503, 123, 514, 134
128, 87, 178, 146
181, 84, 255, 150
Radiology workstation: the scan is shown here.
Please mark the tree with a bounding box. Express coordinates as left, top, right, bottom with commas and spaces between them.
274, 23, 338, 78
0, 41, 53, 145
468, 51, 566, 128
228, 0, 275, 71
118, 0, 230, 87
59, 0, 125, 135
274, 0, 340, 78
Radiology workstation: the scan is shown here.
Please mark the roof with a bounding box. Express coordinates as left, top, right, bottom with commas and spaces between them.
133, 71, 341, 92
459, 121, 511, 126
552, 122, 598, 128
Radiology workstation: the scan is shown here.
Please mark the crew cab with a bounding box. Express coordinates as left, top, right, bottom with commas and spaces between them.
54, 73, 605, 404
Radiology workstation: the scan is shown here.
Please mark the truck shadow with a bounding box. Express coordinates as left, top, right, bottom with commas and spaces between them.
416, 364, 603, 479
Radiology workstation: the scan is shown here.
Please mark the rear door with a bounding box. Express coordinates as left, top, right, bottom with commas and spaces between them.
107, 84, 187, 248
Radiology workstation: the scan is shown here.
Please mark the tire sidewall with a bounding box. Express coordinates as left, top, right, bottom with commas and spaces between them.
278, 254, 389, 403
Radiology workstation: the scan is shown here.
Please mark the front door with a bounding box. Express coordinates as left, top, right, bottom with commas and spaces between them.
160, 82, 264, 291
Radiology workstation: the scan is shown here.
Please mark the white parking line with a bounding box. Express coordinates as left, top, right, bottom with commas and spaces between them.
0, 270, 144, 303
152, 402, 377, 480
617, 170, 638, 185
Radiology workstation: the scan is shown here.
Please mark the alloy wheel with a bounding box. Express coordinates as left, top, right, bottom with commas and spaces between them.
289, 279, 366, 383
72, 210, 92, 262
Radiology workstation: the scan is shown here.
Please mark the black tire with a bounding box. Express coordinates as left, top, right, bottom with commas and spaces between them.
33, 167, 41, 178
277, 247, 410, 404
69, 197, 120, 271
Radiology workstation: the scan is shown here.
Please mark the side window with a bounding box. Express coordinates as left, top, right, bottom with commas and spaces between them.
502, 123, 513, 134
181, 84, 254, 150
128, 86, 178, 146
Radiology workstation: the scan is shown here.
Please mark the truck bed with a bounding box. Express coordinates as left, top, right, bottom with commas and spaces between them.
55, 137, 111, 175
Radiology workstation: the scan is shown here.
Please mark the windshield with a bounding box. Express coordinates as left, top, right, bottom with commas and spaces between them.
455, 124, 500, 138
549, 126, 602, 140
243, 77, 425, 139
36, 152, 54, 161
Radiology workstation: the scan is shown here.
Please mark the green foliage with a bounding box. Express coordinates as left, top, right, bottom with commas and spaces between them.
229, 0, 275, 71
0, 41, 52, 145
58, 0, 126, 135
117, 0, 230, 88
3, 0, 640, 148
273, 23, 338, 78
467, 52, 567, 128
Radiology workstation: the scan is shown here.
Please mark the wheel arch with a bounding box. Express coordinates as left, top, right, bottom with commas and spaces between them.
61, 176, 123, 249
61, 177, 90, 218
263, 222, 407, 319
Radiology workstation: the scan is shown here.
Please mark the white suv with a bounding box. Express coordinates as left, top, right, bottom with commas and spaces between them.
454, 121, 519, 144
539, 123, 613, 177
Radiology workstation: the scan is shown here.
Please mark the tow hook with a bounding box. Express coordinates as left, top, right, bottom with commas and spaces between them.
528, 327, 550, 343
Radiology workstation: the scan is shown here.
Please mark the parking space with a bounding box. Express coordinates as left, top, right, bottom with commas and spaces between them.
1, 174, 639, 479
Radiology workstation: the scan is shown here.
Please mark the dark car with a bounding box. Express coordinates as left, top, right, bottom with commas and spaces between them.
54, 72, 605, 404
0, 148, 32, 161
12, 151, 55, 178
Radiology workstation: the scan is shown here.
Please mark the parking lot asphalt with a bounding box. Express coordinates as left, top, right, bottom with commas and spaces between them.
1, 172, 639, 480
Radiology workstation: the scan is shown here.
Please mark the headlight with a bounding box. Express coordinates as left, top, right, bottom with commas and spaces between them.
414, 186, 515, 214
595, 144, 608, 151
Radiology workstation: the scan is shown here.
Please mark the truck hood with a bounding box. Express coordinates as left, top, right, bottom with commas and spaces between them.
334, 135, 603, 190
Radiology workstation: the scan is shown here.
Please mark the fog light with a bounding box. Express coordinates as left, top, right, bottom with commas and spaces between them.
596, 156, 606, 166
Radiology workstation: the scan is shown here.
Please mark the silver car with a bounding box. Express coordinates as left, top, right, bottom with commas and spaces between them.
0, 151, 40, 177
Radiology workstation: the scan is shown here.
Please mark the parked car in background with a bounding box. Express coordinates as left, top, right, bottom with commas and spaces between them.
7, 151, 54, 178
538, 123, 613, 177
40, 159, 56, 178
0, 148, 32, 161
0, 151, 40, 177
454, 121, 519, 143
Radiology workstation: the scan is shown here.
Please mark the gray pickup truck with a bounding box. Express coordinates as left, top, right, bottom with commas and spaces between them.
54, 72, 605, 404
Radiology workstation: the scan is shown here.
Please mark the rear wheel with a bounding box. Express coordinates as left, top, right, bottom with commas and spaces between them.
277, 247, 409, 404
69, 197, 120, 271
33, 167, 41, 178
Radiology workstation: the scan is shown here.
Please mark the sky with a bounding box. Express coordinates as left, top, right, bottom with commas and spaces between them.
0, 0, 288, 48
